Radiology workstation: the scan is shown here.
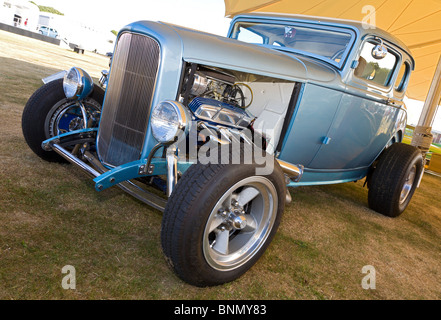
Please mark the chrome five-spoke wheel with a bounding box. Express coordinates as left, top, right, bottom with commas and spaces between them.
161, 158, 286, 286
203, 176, 278, 271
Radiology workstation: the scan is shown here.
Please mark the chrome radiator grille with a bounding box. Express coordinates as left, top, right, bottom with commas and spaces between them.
97, 32, 160, 167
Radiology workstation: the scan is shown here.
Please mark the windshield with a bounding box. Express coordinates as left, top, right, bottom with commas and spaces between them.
231, 21, 355, 68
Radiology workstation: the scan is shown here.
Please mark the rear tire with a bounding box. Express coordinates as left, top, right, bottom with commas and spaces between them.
368, 143, 423, 217
22, 79, 104, 162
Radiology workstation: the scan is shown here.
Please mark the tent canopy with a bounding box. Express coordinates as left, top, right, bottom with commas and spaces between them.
224, 0, 441, 102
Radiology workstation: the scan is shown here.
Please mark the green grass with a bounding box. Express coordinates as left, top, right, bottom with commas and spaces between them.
1, 30, 441, 300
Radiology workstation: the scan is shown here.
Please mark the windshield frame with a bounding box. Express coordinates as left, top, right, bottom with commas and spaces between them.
228, 17, 358, 70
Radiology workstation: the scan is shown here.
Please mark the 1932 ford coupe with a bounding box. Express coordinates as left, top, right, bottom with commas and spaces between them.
22, 13, 423, 286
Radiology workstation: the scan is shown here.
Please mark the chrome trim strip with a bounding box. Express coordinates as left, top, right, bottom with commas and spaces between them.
50, 143, 167, 212
166, 145, 178, 198
77, 101, 89, 130
119, 180, 167, 212
277, 159, 304, 182
85, 152, 167, 211
42, 70, 67, 84
52, 143, 101, 177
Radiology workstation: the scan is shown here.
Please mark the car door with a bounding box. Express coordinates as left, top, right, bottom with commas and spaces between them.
278, 83, 342, 166
308, 38, 403, 170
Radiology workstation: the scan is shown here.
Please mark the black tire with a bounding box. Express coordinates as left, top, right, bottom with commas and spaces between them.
161, 150, 286, 287
22, 79, 104, 162
368, 143, 423, 217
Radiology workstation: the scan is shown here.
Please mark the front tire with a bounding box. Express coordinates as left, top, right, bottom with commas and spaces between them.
161, 159, 286, 287
368, 143, 423, 217
22, 79, 104, 162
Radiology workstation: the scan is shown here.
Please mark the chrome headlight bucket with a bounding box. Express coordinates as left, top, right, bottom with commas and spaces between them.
151, 100, 190, 143
63, 67, 94, 100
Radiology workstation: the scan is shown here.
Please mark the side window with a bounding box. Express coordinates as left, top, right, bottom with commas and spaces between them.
395, 62, 410, 92
235, 27, 264, 44
354, 41, 397, 87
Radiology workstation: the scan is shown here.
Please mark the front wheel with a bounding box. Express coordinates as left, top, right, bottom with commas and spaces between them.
22, 79, 104, 162
161, 160, 286, 287
368, 143, 423, 217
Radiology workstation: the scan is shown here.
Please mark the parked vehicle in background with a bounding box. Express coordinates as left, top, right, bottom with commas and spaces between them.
38, 25, 58, 38
21, 13, 423, 287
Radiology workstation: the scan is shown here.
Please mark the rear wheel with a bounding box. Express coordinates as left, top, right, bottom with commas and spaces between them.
368, 143, 423, 217
161, 158, 286, 287
22, 79, 103, 162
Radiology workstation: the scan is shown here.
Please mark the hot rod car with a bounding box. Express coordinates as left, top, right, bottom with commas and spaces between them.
22, 13, 423, 287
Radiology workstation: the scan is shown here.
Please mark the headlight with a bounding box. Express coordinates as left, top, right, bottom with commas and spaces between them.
63, 67, 94, 100
151, 100, 189, 143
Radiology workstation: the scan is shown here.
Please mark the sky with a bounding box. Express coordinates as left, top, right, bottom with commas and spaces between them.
34, 0, 231, 36
32, 0, 441, 131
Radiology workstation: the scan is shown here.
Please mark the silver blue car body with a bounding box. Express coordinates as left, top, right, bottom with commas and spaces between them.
89, 13, 412, 190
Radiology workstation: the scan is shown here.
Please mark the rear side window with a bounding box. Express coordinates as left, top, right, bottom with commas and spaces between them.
354, 41, 397, 87
395, 62, 410, 92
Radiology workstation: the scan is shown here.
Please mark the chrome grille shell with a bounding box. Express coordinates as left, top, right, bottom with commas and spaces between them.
97, 32, 161, 167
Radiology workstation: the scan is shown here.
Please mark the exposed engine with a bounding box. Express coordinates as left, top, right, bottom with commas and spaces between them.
181, 65, 254, 129
179, 63, 297, 153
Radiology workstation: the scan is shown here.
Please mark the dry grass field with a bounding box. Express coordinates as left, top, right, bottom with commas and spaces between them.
0, 30, 440, 300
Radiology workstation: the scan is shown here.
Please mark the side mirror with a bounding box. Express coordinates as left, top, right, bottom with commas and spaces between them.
372, 39, 388, 60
